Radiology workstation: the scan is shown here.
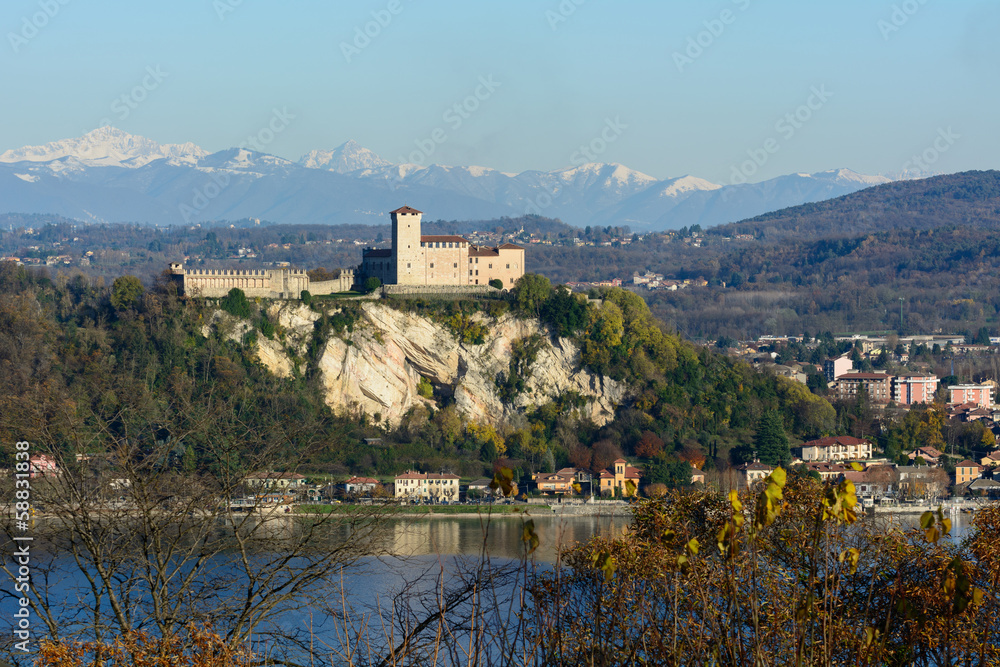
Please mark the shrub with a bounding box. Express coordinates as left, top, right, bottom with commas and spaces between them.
110, 275, 144, 310
364, 276, 382, 293
300, 289, 312, 305
219, 288, 252, 319
489, 278, 503, 290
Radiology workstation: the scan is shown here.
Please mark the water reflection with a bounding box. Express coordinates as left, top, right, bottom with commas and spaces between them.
381, 514, 631, 561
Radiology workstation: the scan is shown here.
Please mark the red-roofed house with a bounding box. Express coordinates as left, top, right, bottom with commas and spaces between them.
598, 459, 642, 496
800, 436, 873, 462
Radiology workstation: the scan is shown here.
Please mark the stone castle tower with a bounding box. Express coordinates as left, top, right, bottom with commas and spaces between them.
391, 205, 423, 285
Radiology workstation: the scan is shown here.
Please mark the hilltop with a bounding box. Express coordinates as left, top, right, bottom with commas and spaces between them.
0, 263, 831, 482
711, 170, 1000, 240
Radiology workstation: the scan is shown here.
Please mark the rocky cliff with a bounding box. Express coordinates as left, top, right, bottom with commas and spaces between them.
239, 301, 627, 427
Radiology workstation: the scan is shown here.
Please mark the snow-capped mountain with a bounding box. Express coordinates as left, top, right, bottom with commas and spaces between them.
298, 140, 391, 173
0, 127, 207, 169
0, 129, 896, 229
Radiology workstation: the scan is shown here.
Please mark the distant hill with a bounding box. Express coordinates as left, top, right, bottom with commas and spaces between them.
711, 170, 1000, 240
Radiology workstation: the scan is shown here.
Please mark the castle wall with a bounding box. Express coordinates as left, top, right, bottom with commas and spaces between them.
422, 245, 468, 285
309, 270, 356, 295
179, 268, 316, 299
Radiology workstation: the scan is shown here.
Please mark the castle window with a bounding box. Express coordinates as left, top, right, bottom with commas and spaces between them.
453, 263, 457, 268
430, 263, 434, 268
475, 270, 478, 276
407, 263, 411, 268
506, 264, 510, 269
469, 270, 473, 276
469, 258, 472, 264
489, 264, 493, 269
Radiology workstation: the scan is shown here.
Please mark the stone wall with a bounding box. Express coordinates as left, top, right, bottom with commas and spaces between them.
176, 265, 356, 299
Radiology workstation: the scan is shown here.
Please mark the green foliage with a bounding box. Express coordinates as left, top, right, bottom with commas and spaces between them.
219, 288, 252, 319
445, 312, 488, 344
495, 334, 544, 403
110, 275, 143, 310
754, 410, 791, 466
300, 289, 312, 305
646, 458, 693, 489
258, 312, 275, 339
488, 278, 503, 289
417, 376, 434, 399
364, 276, 382, 293
512, 274, 553, 316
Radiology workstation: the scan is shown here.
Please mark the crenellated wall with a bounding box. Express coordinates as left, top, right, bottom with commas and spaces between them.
172, 265, 355, 299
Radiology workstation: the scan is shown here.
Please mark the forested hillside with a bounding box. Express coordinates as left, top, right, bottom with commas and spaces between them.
0, 264, 831, 484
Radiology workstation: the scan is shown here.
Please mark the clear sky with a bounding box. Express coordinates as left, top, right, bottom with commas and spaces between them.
2, 0, 997, 183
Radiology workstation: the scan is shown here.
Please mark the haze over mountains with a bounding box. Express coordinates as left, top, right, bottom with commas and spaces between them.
0, 127, 893, 229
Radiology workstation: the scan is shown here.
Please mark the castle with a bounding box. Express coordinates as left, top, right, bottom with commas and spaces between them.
171, 206, 524, 298
360, 206, 525, 288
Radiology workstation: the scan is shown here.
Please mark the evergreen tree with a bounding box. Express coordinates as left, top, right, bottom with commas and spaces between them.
754, 411, 790, 466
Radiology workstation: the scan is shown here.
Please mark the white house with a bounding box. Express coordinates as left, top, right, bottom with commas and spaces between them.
243, 472, 307, 490
394, 471, 460, 502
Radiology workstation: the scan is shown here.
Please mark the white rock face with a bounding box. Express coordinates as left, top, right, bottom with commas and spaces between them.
207, 301, 627, 427
310, 303, 626, 427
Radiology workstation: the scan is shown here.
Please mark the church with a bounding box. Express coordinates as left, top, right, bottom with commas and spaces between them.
360, 206, 525, 287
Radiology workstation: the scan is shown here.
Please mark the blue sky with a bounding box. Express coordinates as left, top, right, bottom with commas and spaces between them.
2, 0, 997, 183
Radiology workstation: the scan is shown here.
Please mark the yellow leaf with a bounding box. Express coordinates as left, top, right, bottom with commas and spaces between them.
770, 467, 786, 487
850, 462, 864, 472
920, 511, 934, 530
571, 482, 582, 494
687, 538, 699, 555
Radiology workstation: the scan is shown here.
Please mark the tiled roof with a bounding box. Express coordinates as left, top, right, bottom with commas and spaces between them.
363, 248, 392, 258
956, 460, 984, 469
498, 243, 523, 249
391, 205, 422, 215
421, 235, 469, 244
469, 246, 500, 257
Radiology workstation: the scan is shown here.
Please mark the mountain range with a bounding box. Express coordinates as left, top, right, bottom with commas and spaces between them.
0, 127, 893, 230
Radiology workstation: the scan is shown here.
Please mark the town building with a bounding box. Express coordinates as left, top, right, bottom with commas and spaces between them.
361, 206, 525, 288
799, 436, 872, 462
907, 446, 944, 465
823, 356, 853, 383
343, 476, 379, 495
737, 461, 774, 486
892, 375, 939, 405
393, 470, 460, 502
242, 472, 307, 490
598, 459, 642, 496
949, 384, 994, 409
955, 460, 984, 485
832, 372, 892, 403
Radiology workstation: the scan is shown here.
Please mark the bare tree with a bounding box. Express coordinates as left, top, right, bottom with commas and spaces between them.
0, 390, 394, 664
